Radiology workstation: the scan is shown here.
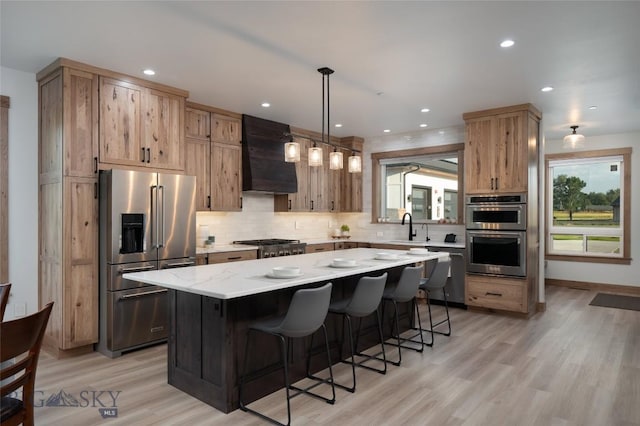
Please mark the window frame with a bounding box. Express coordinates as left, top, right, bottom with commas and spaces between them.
545, 148, 631, 264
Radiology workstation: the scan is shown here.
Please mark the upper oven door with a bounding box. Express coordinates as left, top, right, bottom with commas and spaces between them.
465, 204, 526, 230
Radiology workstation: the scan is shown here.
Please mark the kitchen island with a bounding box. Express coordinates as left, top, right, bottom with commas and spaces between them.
124, 248, 448, 413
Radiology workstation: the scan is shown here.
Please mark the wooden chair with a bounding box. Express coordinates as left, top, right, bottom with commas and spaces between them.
1, 302, 53, 426
0, 283, 10, 320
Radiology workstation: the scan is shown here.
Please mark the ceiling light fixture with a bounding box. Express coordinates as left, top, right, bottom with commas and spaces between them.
312, 67, 335, 168
420, 124, 428, 128
329, 147, 343, 170
284, 134, 300, 163
500, 39, 515, 48
541, 86, 554, 92
421, 108, 430, 113
589, 105, 598, 110
334, 123, 342, 128
261, 102, 270, 108
563, 125, 585, 149
383, 129, 391, 133
348, 154, 362, 173
143, 69, 155, 76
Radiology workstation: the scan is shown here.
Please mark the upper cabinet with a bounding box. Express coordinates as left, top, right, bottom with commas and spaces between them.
185, 105, 242, 211
99, 77, 185, 171
463, 104, 540, 194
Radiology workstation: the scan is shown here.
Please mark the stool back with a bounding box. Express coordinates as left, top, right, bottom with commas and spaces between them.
422, 258, 451, 291
279, 283, 332, 338
391, 266, 423, 303
346, 273, 387, 317
0, 282, 10, 320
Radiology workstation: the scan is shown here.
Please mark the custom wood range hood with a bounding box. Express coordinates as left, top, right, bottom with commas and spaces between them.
242, 114, 297, 193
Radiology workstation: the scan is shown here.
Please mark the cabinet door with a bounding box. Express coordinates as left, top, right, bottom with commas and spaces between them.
63, 177, 98, 347
464, 117, 495, 194
185, 137, 210, 211
64, 68, 98, 177
328, 147, 345, 212
211, 142, 242, 211
145, 89, 184, 171
289, 137, 310, 211
185, 107, 210, 140
494, 112, 528, 193
99, 77, 143, 166
309, 143, 329, 211
211, 114, 241, 145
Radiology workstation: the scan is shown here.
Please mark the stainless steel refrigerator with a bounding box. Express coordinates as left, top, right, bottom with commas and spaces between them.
98, 169, 196, 358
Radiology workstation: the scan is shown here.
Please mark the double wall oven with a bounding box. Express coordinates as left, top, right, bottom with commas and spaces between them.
466, 194, 527, 277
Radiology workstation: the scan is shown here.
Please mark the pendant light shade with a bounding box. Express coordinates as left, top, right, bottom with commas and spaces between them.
348, 154, 362, 173
329, 149, 343, 170
563, 125, 585, 149
284, 141, 300, 162
309, 143, 323, 167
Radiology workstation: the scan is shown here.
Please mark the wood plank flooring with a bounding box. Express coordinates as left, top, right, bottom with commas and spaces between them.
31, 285, 640, 425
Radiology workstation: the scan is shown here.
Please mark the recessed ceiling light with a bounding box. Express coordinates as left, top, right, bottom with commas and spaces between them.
439, 130, 445, 135
334, 123, 343, 128
383, 129, 391, 133
541, 86, 554, 92
500, 39, 515, 48
143, 69, 155, 76
588, 105, 598, 110
419, 124, 428, 128
420, 108, 430, 113
261, 102, 270, 108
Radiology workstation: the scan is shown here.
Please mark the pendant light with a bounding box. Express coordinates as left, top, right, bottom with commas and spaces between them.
563, 125, 585, 149
329, 147, 343, 170
348, 153, 362, 173
284, 135, 300, 162
312, 67, 334, 167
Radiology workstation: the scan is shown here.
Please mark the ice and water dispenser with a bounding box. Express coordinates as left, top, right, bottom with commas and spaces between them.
121, 213, 144, 254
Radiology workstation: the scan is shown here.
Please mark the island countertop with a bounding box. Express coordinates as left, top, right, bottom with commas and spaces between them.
124, 248, 449, 300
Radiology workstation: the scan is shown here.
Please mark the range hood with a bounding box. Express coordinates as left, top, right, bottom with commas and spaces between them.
242, 115, 297, 194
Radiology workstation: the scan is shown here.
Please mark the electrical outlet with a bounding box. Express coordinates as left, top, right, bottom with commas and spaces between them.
328, 220, 332, 228
295, 221, 302, 230
14, 303, 26, 317
376, 231, 384, 237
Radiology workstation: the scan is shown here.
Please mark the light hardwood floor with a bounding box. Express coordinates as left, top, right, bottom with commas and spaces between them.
32, 285, 640, 425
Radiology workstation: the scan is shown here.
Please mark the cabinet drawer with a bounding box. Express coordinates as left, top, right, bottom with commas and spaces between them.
466, 274, 526, 313
305, 243, 335, 253
207, 250, 257, 264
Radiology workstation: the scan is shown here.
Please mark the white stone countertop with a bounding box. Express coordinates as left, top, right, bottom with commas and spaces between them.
124, 248, 449, 300
303, 238, 465, 249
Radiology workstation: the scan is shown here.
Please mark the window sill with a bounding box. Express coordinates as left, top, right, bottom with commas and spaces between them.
545, 254, 631, 265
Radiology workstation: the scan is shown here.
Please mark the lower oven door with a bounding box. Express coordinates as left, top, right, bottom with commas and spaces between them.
466, 230, 526, 277
108, 286, 168, 351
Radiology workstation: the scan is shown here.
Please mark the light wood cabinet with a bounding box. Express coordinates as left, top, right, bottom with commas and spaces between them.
463, 104, 540, 194
184, 106, 243, 211
305, 242, 335, 253
99, 77, 184, 171
207, 250, 257, 264
39, 67, 99, 354
465, 274, 526, 313
340, 137, 364, 212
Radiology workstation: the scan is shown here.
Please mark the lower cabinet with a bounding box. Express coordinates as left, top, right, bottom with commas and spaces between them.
305, 242, 336, 253
207, 250, 257, 264
465, 274, 527, 313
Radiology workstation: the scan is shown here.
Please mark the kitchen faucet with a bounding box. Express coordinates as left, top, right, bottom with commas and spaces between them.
401, 212, 417, 241
421, 223, 431, 242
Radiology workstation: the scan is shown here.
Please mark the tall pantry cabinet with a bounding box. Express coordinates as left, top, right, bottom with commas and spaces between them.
37, 58, 188, 356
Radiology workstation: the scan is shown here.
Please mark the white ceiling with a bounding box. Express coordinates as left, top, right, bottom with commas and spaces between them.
2, 1, 639, 142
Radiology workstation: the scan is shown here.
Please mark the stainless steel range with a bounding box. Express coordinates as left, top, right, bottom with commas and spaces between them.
233, 239, 306, 258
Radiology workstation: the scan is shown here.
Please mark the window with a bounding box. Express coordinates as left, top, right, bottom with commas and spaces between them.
546, 148, 631, 263
371, 143, 465, 224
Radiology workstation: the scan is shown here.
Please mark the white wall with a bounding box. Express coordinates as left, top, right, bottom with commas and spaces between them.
544, 131, 640, 287
0, 66, 38, 319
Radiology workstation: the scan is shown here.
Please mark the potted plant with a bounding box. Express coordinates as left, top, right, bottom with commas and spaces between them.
340, 224, 350, 238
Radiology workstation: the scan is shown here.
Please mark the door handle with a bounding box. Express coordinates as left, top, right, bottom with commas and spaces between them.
485, 292, 503, 297
158, 185, 165, 248
94, 157, 98, 174
162, 261, 195, 269
119, 289, 168, 300
150, 185, 158, 248
141, 148, 146, 163
119, 265, 155, 274
146, 147, 151, 163
490, 177, 494, 190
495, 177, 498, 190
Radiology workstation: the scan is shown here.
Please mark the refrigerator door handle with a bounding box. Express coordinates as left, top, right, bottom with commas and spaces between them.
151, 185, 158, 249
158, 185, 165, 248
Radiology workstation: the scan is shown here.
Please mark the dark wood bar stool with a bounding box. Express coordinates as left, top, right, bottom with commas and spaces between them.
239, 283, 335, 426
381, 266, 424, 366
326, 272, 388, 392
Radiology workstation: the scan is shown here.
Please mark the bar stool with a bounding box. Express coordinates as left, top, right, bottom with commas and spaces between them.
325, 273, 388, 393
239, 282, 335, 426
418, 257, 453, 346
381, 266, 424, 366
